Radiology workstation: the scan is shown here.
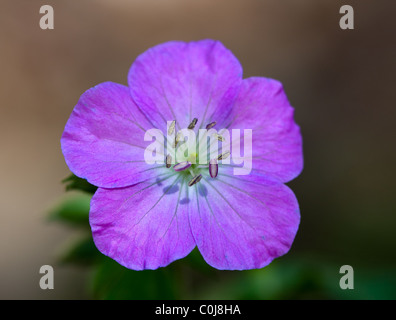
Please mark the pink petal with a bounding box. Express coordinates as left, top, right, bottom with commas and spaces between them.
90, 174, 195, 270
189, 168, 300, 270
61, 82, 165, 188
128, 40, 242, 131
226, 77, 303, 183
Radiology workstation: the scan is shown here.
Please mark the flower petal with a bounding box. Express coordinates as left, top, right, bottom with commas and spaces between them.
128, 40, 242, 131
226, 77, 303, 183
90, 174, 196, 270
61, 82, 165, 188
189, 169, 300, 270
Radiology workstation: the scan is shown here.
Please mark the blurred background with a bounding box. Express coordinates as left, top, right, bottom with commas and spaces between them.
0, 0, 395, 299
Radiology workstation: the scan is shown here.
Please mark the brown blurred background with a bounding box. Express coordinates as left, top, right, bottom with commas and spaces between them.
0, 0, 395, 299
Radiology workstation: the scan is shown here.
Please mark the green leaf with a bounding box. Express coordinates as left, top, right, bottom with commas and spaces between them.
184, 247, 216, 274
48, 193, 91, 226
194, 257, 334, 300
322, 265, 396, 300
90, 257, 178, 300
62, 173, 97, 194
58, 236, 101, 265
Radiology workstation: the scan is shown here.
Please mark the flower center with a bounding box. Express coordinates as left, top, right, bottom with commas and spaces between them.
165, 117, 222, 186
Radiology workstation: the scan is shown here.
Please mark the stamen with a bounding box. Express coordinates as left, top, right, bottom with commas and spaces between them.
218, 151, 230, 160
174, 132, 183, 148
213, 133, 225, 142
168, 120, 176, 135
166, 154, 172, 168
209, 159, 218, 178
206, 121, 216, 130
188, 118, 198, 130
173, 161, 192, 172
188, 174, 202, 187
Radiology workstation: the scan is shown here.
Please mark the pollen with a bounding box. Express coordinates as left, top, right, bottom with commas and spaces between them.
166, 154, 172, 168
174, 161, 192, 172
174, 132, 183, 148
188, 174, 202, 187
168, 120, 176, 135
209, 159, 218, 178
218, 151, 230, 160
188, 118, 198, 130
206, 121, 216, 130
213, 133, 225, 142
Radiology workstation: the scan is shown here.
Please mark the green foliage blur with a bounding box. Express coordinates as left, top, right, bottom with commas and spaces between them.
48, 174, 396, 300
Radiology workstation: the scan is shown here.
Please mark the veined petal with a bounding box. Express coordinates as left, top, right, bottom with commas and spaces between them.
61, 82, 165, 188
189, 169, 300, 270
90, 175, 195, 270
128, 40, 242, 131
225, 77, 303, 183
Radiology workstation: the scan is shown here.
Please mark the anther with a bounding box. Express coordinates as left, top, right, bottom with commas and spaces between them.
218, 151, 230, 160
206, 121, 216, 130
213, 133, 225, 142
166, 154, 172, 168
188, 118, 198, 130
209, 159, 218, 178
168, 120, 176, 135
174, 132, 183, 148
173, 161, 192, 172
188, 174, 202, 187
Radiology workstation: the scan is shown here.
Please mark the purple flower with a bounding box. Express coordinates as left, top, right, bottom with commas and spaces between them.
61, 40, 303, 270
